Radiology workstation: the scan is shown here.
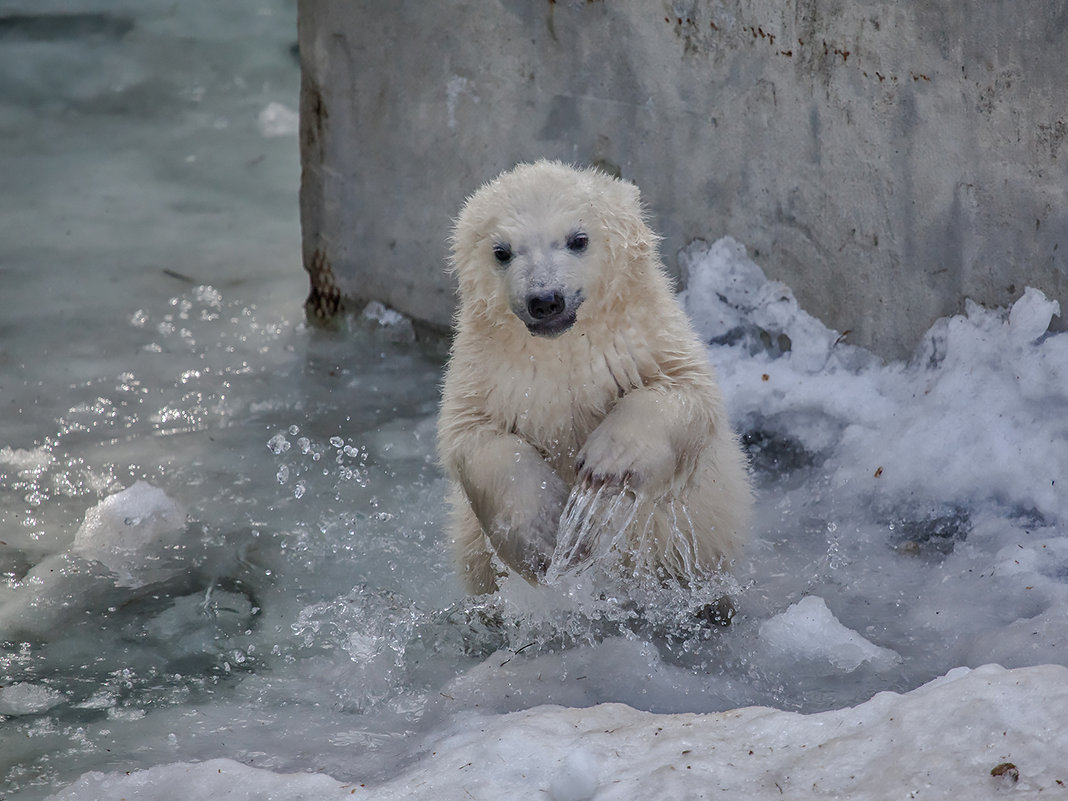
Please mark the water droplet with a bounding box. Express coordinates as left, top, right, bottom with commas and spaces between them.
267, 433, 290, 454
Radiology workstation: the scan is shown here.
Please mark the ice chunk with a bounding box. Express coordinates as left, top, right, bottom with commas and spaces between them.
759, 596, 901, 671
0, 445, 53, 471
255, 101, 299, 138
1007, 286, 1060, 344
0, 483, 192, 640
678, 236, 764, 340
361, 300, 416, 341
72, 481, 187, 588
0, 682, 65, 716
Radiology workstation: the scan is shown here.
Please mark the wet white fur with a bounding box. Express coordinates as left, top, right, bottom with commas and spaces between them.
438, 161, 751, 594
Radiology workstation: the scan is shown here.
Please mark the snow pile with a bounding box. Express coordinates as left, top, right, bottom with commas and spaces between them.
46, 664, 1068, 799
682, 237, 1066, 522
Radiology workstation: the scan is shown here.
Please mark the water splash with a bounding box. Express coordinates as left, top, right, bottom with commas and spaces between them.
547, 485, 726, 592
534, 484, 743, 645
546, 484, 644, 583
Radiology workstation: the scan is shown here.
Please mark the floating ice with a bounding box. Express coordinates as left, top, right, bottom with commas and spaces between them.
759, 595, 901, 671
361, 300, 416, 342
361, 300, 407, 328
0, 446, 53, 472
680, 236, 856, 372
0, 483, 191, 641
72, 481, 188, 588
0, 683, 65, 717
256, 101, 299, 137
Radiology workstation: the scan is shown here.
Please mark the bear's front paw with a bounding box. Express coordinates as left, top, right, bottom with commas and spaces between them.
576, 425, 676, 494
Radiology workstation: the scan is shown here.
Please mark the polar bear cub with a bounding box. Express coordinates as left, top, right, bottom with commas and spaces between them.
438, 161, 751, 597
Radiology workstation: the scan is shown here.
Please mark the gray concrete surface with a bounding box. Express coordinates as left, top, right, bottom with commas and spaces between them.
298, 0, 1066, 359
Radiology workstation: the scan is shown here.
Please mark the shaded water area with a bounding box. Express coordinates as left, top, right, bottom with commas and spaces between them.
2, 2, 1067, 799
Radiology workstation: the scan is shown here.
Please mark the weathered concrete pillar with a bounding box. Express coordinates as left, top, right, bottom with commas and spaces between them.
298, 0, 1066, 358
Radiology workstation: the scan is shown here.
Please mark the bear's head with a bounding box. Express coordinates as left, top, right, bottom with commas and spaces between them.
450, 161, 658, 338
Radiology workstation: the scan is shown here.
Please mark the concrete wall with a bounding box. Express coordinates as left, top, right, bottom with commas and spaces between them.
298, 0, 1067, 359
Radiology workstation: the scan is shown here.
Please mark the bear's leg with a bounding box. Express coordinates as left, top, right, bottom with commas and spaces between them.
453, 432, 569, 584
447, 488, 500, 595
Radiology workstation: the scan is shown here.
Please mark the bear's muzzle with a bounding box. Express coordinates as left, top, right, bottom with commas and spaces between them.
521, 289, 582, 337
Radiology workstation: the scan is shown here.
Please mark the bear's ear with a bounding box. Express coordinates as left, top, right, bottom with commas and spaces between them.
613, 178, 643, 214
448, 190, 498, 277
593, 175, 658, 269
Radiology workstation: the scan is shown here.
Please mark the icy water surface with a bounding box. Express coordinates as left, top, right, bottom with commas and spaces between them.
4, 248, 1066, 798
2, 2, 1068, 798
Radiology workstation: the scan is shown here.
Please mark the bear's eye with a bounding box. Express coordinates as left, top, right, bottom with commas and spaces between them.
566, 232, 589, 253
492, 243, 513, 265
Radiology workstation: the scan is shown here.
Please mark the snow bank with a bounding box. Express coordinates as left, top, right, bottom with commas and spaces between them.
47, 664, 1068, 800
47, 758, 350, 800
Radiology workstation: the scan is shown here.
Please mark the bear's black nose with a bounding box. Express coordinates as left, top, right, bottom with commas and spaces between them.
526, 291, 565, 320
